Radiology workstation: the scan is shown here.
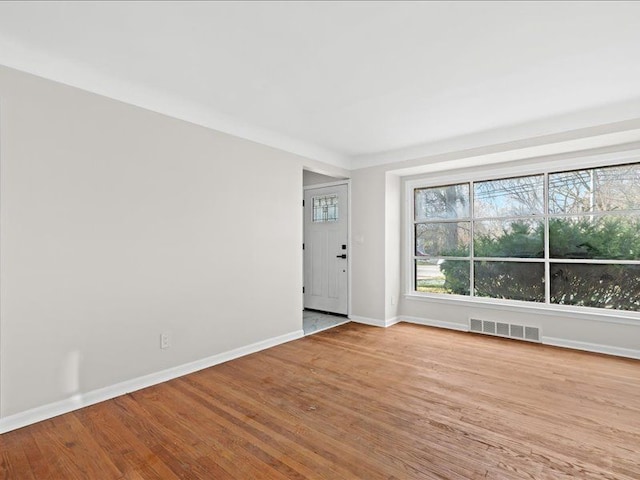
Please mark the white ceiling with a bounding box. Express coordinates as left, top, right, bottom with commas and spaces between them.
1, 1, 640, 170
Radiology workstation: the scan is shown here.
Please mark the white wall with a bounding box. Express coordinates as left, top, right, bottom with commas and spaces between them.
350, 124, 640, 358
303, 170, 345, 186
384, 173, 401, 321
2, 61, 639, 431
350, 168, 386, 320
0, 65, 347, 424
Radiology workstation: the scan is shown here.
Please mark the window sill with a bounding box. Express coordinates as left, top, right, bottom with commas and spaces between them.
403, 292, 640, 326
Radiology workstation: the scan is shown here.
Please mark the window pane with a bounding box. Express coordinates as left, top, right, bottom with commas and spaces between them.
474, 261, 545, 302
415, 222, 470, 257
474, 219, 544, 258
416, 259, 470, 295
548, 170, 592, 214
415, 184, 470, 221
312, 195, 338, 222
474, 175, 543, 218
551, 263, 640, 311
549, 163, 640, 214
549, 215, 640, 260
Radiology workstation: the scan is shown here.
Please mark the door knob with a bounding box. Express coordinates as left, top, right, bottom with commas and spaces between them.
336, 254, 347, 259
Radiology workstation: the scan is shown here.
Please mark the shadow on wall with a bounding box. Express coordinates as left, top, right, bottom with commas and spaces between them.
62, 350, 82, 396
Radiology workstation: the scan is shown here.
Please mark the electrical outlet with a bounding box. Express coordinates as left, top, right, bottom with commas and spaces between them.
390, 295, 396, 306
160, 333, 170, 349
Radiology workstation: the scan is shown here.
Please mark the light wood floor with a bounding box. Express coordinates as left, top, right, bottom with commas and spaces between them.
1, 322, 639, 479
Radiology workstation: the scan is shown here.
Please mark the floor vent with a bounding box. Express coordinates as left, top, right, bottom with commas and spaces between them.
469, 318, 541, 343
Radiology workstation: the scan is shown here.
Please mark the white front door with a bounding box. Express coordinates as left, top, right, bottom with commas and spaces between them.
304, 183, 348, 315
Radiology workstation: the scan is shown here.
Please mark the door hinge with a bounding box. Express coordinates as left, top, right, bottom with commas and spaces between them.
302, 199, 305, 207
302, 243, 305, 250
303, 286, 305, 293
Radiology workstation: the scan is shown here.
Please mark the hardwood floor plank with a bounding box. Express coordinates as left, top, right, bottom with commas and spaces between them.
25, 413, 123, 479
128, 387, 294, 480
167, 379, 337, 479
213, 352, 489, 479
264, 334, 580, 478
17, 427, 56, 480
179, 373, 394, 480
112, 394, 242, 479
0, 428, 36, 480
1, 322, 639, 479
73, 400, 181, 480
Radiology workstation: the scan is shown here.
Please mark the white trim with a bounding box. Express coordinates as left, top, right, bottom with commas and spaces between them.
401, 315, 469, 332
0, 329, 304, 434
360, 120, 640, 171
303, 179, 350, 190
348, 180, 352, 319
404, 180, 415, 294
385, 316, 402, 327
404, 145, 640, 191
303, 181, 351, 317
0, 42, 350, 170
542, 336, 640, 360
0, 98, 3, 419
404, 144, 640, 321
403, 293, 640, 326
400, 315, 640, 360
349, 315, 400, 328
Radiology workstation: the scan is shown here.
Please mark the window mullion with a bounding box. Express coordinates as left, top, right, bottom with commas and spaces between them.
410, 158, 640, 312
470, 180, 475, 298
544, 172, 551, 305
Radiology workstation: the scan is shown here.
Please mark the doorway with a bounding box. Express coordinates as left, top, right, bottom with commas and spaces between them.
303, 174, 350, 332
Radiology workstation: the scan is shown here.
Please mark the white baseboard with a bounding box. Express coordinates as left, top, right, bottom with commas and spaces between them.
542, 336, 640, 360
0, 329, 304, 434
349, 315, 400, 328
401, 315, 469, 332
385, 316, 402, 327
401, 316, 640, 360
349, 315, 387, 327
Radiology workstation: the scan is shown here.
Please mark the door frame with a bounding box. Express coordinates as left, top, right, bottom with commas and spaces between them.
303, 179, 351, 318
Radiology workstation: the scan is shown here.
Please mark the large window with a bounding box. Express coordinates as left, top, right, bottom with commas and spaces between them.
412, 162, 640, 312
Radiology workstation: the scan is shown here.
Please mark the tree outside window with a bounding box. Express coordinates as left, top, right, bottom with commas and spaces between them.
413, 162, 640, 312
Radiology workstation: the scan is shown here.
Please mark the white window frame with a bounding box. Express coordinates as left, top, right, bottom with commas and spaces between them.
404, 146, 640, 324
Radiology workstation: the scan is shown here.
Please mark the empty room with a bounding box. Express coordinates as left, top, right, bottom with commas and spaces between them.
0, 1, 639, 479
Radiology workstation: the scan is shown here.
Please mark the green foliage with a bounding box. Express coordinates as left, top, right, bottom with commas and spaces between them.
551, 263, 640, 311
549, 214, 640, 311
439, 217, 640, 310
439, 260, 470, 295
474, 221, 544, 258
549, 217, 640, 260
474, 261, 545, 302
